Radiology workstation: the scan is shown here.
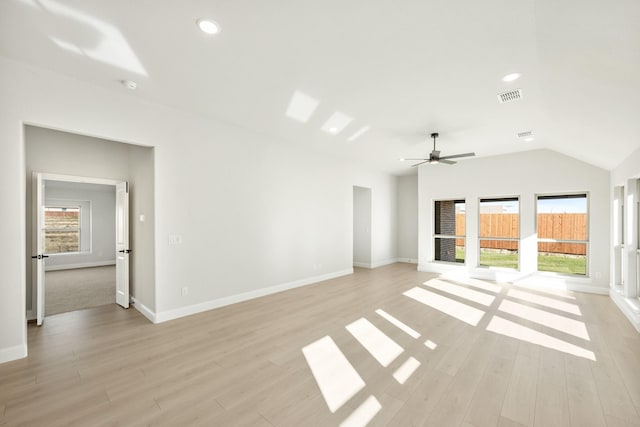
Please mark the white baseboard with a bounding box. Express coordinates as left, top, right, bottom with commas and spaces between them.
45, 260, 116, 271
353, 262, 372, 268
0, 343, 27, 364
155, 268, 354, 323
370, 258, 400, 268
610, 291, 640, 333
354, 258, 413, 269
131, 297, 157, 324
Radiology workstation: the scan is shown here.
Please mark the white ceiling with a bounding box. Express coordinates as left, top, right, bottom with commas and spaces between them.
2, 0, 639, 175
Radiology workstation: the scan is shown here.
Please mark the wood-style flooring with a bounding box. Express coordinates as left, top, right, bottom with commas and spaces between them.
1, 263, 639, 426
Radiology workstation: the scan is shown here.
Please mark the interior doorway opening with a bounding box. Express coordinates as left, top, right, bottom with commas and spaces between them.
42, 180, 118, 316
353, 186, 372, 268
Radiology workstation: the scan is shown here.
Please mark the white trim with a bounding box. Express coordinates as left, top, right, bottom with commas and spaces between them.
610, 290, 640, 333
0, 344, 27, 364
354, 259, 414, 269
370, 258, 400, 268
45, 260, 116, 271
353, 262, 372, 268
155, 268, 353, 323
132, 297, 156, 324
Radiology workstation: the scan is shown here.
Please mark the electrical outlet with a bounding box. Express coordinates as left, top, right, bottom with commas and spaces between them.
181, 286, 189, 296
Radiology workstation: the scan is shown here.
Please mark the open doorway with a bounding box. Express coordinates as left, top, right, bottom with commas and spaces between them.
32, 174, 129, 325
25, 125, 155, 326
353, 186, 372, 268
42, 180, 117, 316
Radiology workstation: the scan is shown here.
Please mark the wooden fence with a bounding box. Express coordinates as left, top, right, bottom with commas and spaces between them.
454, 213, 587, 255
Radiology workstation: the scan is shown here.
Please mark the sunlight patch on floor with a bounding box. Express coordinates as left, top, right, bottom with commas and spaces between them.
302, 336, 366, 412
339, 396, 382, 427
346, 318, 404, 367
507, 288, 581, 315
423, 279, 496, 306
393, 357, 421, 384
498, 299, 590, 340
375, 309, 421, 339
486, 316, 596, 361
404, 287, 486, 326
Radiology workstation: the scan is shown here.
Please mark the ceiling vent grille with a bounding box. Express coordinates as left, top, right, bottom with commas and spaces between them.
497, 88, 523, 103
517, 130, 533, 139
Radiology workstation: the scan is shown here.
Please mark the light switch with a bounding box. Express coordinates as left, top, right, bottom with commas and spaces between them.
169, 235, 183, 244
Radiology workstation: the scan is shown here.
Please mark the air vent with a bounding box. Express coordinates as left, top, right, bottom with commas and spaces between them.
497, 88, 523, 103
517, 131, 533, 138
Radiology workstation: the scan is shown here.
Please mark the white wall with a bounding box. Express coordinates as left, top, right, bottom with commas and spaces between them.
0, 57, 397, 362
44, 181, 116, 271
396, 174, 418, 262
610, 146, 640, 331
24, 125, 155, 316
418, 149, 610, 293
353, 186, 372, 267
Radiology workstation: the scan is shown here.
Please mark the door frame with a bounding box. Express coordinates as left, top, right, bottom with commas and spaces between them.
31, 172, 127, 321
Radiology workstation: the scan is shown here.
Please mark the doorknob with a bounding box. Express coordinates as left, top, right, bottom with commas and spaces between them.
31, 254, 49, 260
118, 249, 132, 254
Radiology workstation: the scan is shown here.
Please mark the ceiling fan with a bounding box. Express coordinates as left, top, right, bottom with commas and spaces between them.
401, 132, 475, 167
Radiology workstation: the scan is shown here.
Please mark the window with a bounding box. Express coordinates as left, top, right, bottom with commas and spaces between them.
44, 206, 81, 253
479, 197, 519, 269
434, 199, 465, 263
537, 194, 588, 275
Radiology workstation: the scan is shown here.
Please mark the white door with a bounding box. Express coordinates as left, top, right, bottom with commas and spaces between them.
34, 173, 47, 325
115, 182, 130, 308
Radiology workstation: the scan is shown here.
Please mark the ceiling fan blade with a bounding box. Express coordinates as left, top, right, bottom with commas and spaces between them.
411, 160, 429, 167
440, 159, 456, 165
401, 158, 428, 161
439, 152, 475, 160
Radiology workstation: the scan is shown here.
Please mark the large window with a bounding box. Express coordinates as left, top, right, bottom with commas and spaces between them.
44, 206, 81, 253
537, 194, 588, 275
479, 197, 519, 269
434, 199, 465, 263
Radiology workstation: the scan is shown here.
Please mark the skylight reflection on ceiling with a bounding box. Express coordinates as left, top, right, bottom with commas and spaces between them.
302, 336, 366, 413
31, 0, 148, 76
347, 126, 370, 142
346, 318, 404, 367
321, 111, 353, 135
486, 316, 596, 361
285, 90, 319, 123
404, 287, 486, 326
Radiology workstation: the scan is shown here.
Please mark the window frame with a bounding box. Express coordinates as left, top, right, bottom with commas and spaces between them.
43, 199, 92, 255
432, 198, 466, 264
477, 196, 520, 271
535, 192, 589, 277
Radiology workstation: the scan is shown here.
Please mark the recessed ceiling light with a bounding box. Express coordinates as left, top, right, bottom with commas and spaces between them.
121, 79, 137, 90
399, 158, 406, 162
502, 73, 521, 82
329, 127, 338, 134
197, 18, 220, 35
524, 137, 535, 142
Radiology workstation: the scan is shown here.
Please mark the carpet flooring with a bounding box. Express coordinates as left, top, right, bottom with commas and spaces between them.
45, 265, 115, 316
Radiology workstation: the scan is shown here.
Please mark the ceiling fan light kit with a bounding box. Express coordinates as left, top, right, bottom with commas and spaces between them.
403, 132, 476, 167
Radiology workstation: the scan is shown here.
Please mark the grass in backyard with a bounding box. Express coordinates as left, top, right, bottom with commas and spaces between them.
456, 248, 586, 275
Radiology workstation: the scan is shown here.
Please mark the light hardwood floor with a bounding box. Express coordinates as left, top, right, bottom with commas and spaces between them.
1, 263, 639, 426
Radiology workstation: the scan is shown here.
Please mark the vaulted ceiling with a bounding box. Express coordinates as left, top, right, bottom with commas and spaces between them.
1, 0, 639, 174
